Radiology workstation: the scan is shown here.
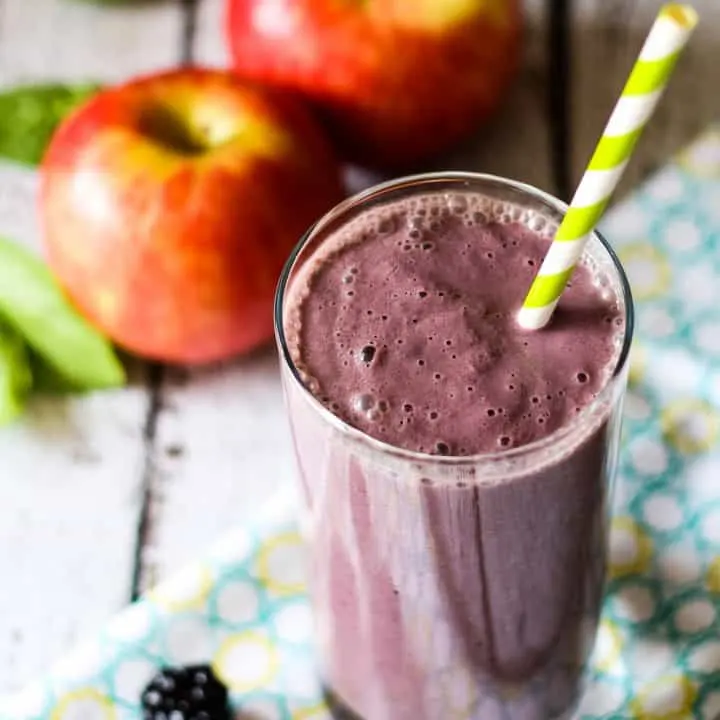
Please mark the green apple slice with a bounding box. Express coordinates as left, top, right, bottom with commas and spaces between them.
0, 237, 126, 390
0, 321, 32, 426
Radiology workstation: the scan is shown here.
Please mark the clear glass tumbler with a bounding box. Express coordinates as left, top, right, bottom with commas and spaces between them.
274, 173, 634, 720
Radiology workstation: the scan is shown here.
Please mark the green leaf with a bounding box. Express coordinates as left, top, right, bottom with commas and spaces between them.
0, 321, 32, 426
28, 350, 81, 395
0, 83, 100, 166
0, 237, 126, 390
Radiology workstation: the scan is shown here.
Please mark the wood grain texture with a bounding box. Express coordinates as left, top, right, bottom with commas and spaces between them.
138, 353, 294, 589
193, 0, 228, 68
572, 0, 719, 200
0, 162, 149, 695
0, 0, 183, 82
142, 0, 556, 587
0, 0, 182, 695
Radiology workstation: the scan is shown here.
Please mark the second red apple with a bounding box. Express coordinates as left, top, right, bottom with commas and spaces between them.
226, 0, 522, 171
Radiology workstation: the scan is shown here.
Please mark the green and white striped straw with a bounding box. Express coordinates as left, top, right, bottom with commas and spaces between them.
517, 3, 698, 331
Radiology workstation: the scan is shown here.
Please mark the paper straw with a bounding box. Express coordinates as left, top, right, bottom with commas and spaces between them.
517, 3, 698, 331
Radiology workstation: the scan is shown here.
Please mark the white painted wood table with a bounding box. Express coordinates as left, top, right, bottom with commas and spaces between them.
0, 0, 718, 699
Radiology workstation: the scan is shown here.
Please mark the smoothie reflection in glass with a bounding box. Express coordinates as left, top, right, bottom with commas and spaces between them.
274, 173, 633, 720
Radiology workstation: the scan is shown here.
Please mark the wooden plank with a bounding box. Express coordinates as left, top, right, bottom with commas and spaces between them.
140, 353, 295, 587
572, 0, 719, 200
0, 0, 182, 82
193, 0, 228, 69
0, 0, 183, 696
143, 0, 556, 586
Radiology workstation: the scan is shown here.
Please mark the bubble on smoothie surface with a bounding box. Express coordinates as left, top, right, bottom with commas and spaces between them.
353, 393, 375, 412
285, 191, 623, 455
359, 345, 376, 364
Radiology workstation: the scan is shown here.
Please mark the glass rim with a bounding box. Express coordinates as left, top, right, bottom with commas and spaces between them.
273, 171, 635, 466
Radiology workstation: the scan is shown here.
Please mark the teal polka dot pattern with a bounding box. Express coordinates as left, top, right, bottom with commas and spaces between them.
586, 125, 720, 720
3, 127, 720, 720
0, 495, 334, 720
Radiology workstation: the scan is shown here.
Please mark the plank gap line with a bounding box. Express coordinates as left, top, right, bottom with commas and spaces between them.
547, 0, 573, 200
130, 362, 165, 601
181, 0, 200, 66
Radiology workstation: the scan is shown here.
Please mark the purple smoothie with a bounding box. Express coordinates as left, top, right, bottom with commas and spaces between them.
279, 181, 629, 720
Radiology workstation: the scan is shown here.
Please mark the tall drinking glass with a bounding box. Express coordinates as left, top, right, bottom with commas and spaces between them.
274, 173, 634, 720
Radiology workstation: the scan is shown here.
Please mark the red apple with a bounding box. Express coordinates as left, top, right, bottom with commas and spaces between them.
40, 68, 344, 365
226, 0, 522, 171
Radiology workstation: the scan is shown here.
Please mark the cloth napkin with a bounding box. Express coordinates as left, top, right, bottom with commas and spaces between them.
3, 127, 720, 720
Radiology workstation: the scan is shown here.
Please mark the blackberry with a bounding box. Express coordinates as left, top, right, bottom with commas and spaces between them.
141, 664, 231, 720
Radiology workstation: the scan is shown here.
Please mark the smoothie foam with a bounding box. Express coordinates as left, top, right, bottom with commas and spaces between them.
286, 192, 622, 457
280, 186, 628, 720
